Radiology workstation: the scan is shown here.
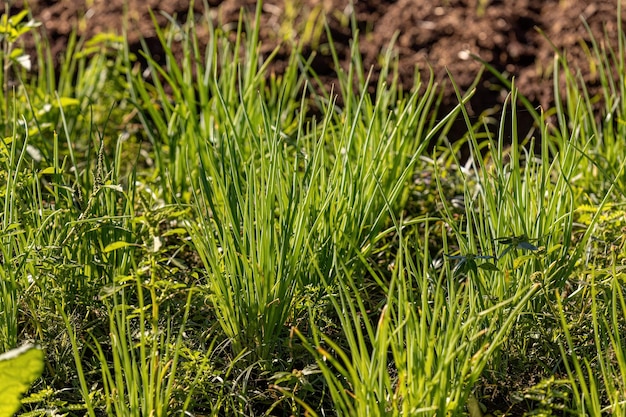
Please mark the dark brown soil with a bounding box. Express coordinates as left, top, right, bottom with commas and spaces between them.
12, 0, 626, 125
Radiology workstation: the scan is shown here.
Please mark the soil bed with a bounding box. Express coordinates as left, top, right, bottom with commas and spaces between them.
13, 0, 625, 137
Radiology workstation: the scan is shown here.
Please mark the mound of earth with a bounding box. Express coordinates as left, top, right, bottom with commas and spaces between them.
11, 0, 625, 132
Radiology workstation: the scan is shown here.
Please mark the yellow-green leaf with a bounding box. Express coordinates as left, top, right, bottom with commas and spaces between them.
162, 227, 188, 237
0, 345, 44, 417
55, 97, 80, 108
8, 10, 29, 26
3, 223, 21, 232
85, 32, 123, 47
513, 255, 534, 269
9, 48, 23, 59
38, 166, 58, 175
103, 241, 137, 253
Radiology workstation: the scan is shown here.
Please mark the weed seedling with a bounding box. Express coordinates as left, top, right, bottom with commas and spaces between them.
445, 253, 499, 276
493, 235, 539, 259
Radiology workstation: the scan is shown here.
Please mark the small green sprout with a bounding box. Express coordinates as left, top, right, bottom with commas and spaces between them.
445, 253, 499, 276
493, 235, 539, 259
